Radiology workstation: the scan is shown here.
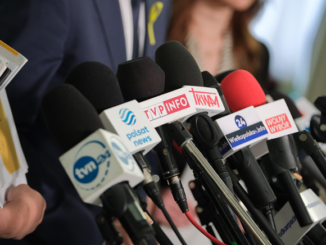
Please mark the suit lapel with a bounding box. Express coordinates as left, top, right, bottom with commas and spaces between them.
93, 0, 126, 72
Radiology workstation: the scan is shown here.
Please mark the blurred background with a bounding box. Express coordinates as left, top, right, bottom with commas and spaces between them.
251, 0, 326, 102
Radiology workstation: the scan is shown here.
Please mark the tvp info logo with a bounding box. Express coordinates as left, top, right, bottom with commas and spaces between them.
119, 108, 136, 126
73, 140, 111, 190
235, 115, 247, 129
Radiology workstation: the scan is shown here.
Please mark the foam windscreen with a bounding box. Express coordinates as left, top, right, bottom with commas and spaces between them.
65, 61, 124, 114
202, 71, 218, 87
221, 70, 266, 112
117, 56, 165, 102
155, 41, 203, 92
41, 84, 104, 152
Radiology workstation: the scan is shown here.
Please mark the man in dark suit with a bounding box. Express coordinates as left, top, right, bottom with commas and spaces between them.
0, 0, 171, 244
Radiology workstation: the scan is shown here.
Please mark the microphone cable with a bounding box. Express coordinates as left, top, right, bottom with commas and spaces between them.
185, 211, 226, 245
138, 185, 187, 245
161, 206, 188, 245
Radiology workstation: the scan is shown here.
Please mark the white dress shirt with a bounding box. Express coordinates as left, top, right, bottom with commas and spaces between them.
118, 0, 146, 61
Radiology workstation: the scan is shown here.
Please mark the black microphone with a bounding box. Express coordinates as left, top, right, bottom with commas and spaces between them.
202, 71, 231, 119
155, 41, 270, 244
65, 61, 164, 207
202, 70, 277, 222
64, 61, 175, 245
117, 56, 189, 214
41, 84, 156, 245
265, 135, 312, 227
310, 95, 326, 143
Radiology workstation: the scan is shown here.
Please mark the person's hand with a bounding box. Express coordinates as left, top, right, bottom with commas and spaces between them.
113, 219, 133, 245
0, 184, 46, 239
151, 187, 197, 228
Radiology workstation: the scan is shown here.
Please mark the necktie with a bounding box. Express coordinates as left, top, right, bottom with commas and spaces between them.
132, 0, 142, 59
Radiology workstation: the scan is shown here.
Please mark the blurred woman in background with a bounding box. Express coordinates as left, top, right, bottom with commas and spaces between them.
167, 0, 268, 86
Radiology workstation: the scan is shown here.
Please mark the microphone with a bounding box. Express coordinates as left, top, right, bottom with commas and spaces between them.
310, 95, 326, 143
220, 69, 312, 227
203, 70, 270, 158
65, 59, 175, 204
154, 41, 271, 244
204, 73, 285, 245
65, 61, 178, 245
220, 69, 266, 113
116, 56, 190, 213
117, 57, 190, 245
65, 61, 162, 204
203, 70, 276, 214
202, 71, 231, 119
41, 84, 156, 245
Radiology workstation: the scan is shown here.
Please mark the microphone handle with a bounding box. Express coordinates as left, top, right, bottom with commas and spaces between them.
268, 135, 312, 227
226, 165, 285, 245
293, 131, 326, 179
228, 147, 276, 209
276, 170, 312, 227
310, 150, 326, 179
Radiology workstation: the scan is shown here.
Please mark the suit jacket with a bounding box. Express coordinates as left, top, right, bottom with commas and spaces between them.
0, 0, 171, 244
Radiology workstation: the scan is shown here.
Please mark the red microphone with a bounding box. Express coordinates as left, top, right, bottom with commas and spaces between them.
220, 70, 266, 112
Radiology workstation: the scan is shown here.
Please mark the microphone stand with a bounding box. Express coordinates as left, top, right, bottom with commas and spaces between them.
190, 178, 246, 245
266, 135, 312, 227
169, 122, 272, 245
226, 165, 285, 245
293, 130, 326, 179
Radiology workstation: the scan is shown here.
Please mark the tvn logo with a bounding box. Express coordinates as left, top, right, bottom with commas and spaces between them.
265, 113, 291, 134
189, 88, 220, 107
144, 94, 190, 121
119, 108, 136, 126
73, 141, 110, 190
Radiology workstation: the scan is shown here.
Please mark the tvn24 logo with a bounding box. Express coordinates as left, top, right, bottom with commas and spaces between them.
73, 141, 110, 190
235, 115, 247, 129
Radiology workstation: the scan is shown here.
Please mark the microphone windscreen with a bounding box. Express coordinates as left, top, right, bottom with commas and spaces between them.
65, 61, 124, 114
214, 70, 237, 83
202, 71, 218, 87
221, 70, 266, 112
155, 41, 203, 92
117, 56, 165, 102
41, 84, 104, 152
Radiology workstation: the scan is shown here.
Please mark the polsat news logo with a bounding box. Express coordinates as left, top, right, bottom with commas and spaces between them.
144, 89, 220, 120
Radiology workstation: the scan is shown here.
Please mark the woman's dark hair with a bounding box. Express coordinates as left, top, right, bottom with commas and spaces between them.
167, 0, 263, 77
